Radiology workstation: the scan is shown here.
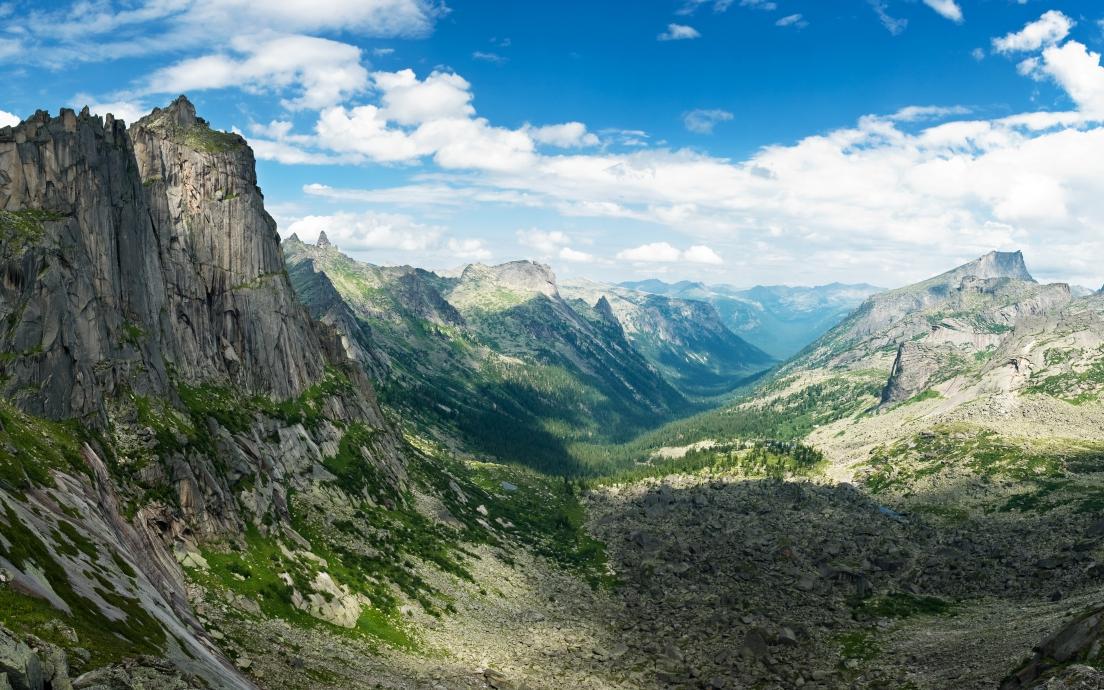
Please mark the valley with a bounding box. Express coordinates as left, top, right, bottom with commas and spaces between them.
2, 99, 1104, 690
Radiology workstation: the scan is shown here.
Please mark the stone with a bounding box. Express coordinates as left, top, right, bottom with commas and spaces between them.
739, 629, 770, 659
0, 628, 43, 690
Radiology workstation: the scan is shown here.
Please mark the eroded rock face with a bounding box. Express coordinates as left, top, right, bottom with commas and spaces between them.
1003, 606, 1104, 689
0, 99, 402, 689
0, 98, 332, 421
882, 342, 943, 404
129, 98, 325, 400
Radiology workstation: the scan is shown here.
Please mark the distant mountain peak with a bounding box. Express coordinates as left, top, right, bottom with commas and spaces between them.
956, 250, 1034, 283
316, 230, 332, 248
461, 260, 558, 297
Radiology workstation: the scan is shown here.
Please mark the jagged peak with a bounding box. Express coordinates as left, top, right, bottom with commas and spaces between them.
950, 250, 1034, 283
136, 95, 197, 129
285, 232, 302, 244
460, 260, 558, 296
316, 230, 332, 248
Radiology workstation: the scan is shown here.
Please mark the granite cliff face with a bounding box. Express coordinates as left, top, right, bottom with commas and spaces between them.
0, 99, 401, 688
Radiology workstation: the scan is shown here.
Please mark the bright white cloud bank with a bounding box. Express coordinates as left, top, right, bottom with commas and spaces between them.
257, 10, 1104, 286
0, 109, 21, 127
921, 0, 963, 23
26, 3, 1104, 285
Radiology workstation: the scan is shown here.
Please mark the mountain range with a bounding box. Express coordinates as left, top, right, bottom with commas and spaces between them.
620, 279, 882, 359
2, 99, 1104, 690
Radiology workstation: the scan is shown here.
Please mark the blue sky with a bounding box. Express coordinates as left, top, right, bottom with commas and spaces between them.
2, 0, 1104, 288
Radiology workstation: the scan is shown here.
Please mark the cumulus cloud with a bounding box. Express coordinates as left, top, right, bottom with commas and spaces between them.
1035, 41, 1104, 117
658, 24, 701, 41
683, 109, 733, 134
285, 211, 442, 251
922, 0, 963, 23
0, 108, 21, 127
992, 10, 1073, 54
559, 247, 596, 263
74, 96, 149, 124
517, 229, 572, 255
682, 245, 724, 264
375, 69, 474, 125
516, 229, 597, 263
526, 122, 599, 148
145, 35, 369, 109
616, 243, 722, 264
447, 237, 492, 260
282, 209, 493, 264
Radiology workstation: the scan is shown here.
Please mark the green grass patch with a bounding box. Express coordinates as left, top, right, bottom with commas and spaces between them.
0, 399, 89, 494
855, 592, 955, 619
838, 630, 880, 662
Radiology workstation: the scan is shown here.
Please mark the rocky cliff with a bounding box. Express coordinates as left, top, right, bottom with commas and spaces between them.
0, 98, 403, 688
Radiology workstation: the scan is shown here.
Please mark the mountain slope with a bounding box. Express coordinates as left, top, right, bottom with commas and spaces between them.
560, 279, 774, 397
621, 279, 881, 358
284, 240, 690, 472
0, 100, 616, 689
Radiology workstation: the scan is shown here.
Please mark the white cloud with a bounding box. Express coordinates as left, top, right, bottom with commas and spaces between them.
922, 0, 963, 23
617, 242, 682, 263
242, 36, 1104, 287
517, 229, 571, 255
972, 47, 986, 61
13, 0, 442, 68
993, 10, 1074, 54
739, 0, 777, 10
73, 96, 148, 124
303, 182, 542, 207
285, 211, 441, 251
683, 108, 733, 134
527, 122, 599, 148
373, 47, 395, 56
559, 247, 596, 263
145, 35, 368, 109
1036, 41, 1104, 117
375, 69, 474, 125
776, 14, 808, 29
447, 237, 492, 260
683, 245, 724, 264
0, 108, 21, 127
516, 229, 596, 263
616, 242, 723, 264
658, 24, 701, 41
891, 105, 971, 122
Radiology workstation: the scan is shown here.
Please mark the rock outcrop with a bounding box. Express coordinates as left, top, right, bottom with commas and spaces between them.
881, 342, 943, 404
0, 98, 402, 688
1003, 606, 1104, 689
